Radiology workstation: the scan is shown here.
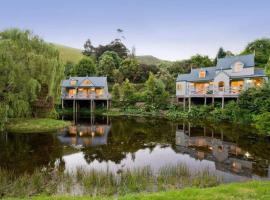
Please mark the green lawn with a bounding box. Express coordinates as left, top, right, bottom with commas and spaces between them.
6, 118, 71, 133
4, 181, 270, 200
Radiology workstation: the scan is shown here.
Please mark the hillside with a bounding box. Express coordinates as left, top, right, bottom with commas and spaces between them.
136, 55, 165, 65
53, 43, 168, 66
52, 43, 84, 63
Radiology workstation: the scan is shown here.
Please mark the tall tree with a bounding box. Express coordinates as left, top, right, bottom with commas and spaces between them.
64, 61, 76, 78
242, 38, 270, 68
96, 39, 129, 59
190, 54, 214, 68
82, 39, 96, 57
98, 51, 121, 82
121, 79, 135, 107
112, 83, 121, 103
0, 29, 64, 118
145, 73, 169, 108
214, 47, 227, 64
75, 58, 96, 76
119, 58, 142, 82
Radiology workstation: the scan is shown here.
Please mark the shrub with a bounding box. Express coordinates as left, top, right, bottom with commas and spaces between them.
254, 112, 270, 135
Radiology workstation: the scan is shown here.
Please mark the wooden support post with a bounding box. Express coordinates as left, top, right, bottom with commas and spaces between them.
221, 131, 224, 141
212, 96, 214, 106
222, 97, 224, 109
188, 97, 191, 112
204, 97, 207, 105
61, 99, 64, 109
107, 100, 109, 110
90, 100, 93, 113
188, 122, 191, 136
73, 100, 75, 121
183, 98, 186, 111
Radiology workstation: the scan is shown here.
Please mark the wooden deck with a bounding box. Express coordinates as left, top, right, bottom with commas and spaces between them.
61, 94, 111, 100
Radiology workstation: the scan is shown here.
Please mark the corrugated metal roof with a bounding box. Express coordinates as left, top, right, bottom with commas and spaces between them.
216, 54, 254, 70
176, 54, 267, 82
230, 69, 267, 79
61, 77, 107, 87
177, 66, 216, 82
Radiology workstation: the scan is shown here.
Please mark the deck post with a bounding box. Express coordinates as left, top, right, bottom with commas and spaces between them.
183, 98, 186, 111
61, 99, 64, 109
222, 97, 224, 109
212, 96, 214, 106
107, 100, 109, 110
204, 96, 207, 105
188, 122, 191, 136
90, 100, 93, 113
188, 97, 191, 112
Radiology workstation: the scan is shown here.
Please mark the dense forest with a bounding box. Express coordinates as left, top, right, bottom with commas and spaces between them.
1, 28, 270, 134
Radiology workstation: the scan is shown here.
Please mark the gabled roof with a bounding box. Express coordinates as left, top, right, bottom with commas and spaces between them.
61, 77, 107, 87
230, 69, 267, 79
216, 54, 254, 70
177, 66, 216, 82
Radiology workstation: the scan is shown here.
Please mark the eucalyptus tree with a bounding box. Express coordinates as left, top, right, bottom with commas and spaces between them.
0, 29, 64, 120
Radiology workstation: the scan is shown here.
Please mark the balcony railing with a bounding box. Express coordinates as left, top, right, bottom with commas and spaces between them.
62, 93, 111, 100
188, 86, 245, 96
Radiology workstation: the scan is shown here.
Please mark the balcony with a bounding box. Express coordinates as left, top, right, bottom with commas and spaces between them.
187, 86, 245, 97
62, 93, 111, 100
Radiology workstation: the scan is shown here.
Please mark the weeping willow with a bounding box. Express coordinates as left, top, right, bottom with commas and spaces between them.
0, 29, 64, 123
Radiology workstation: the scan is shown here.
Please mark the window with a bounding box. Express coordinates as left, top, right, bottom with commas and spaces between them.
68, 89, 76, 97
96, 88, 104, 96
218, 81, 224, 92
177, 84, 182, 91
70, 80, 77, 86
199, 70, 206, 78
232, 61, 244, 72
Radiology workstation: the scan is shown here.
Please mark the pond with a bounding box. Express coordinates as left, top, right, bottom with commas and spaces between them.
0, 114, 269, 183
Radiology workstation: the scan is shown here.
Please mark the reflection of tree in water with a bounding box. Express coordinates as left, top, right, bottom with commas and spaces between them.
82, 117, 175, 164
0, 133, 64, 174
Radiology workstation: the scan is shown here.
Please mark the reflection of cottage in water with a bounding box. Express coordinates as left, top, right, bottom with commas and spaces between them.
58, 124, 111, 147
175, 123, 254, 177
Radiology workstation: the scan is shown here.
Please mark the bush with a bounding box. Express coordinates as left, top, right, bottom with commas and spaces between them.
254, 112, 270, 135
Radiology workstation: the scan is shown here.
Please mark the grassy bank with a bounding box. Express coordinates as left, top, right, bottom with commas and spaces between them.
6, 118, 71, 133
3, 181, 270, 200
103, 108, 165, 117
0, 164, 221, 198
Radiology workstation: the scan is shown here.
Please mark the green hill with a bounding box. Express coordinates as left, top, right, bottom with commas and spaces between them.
52, 43, 168, 66
136, 55, 165, 65
52, 43, 84, 63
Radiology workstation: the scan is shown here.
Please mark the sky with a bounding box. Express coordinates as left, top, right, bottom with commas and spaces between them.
1, 0, 270, 61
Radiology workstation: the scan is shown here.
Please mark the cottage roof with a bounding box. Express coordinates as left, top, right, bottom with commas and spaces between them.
176, 66, 216, 82
176, 54, 266, 82
216, 54, 254, 70
61, 77, 107, 87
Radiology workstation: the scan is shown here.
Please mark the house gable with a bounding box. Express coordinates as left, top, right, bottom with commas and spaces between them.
80, 78, 95, 87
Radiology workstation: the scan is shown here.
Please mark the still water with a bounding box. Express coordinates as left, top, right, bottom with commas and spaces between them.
0, 115, 269, 183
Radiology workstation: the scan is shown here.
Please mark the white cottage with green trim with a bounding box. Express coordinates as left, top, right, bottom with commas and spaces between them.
176, 54, 268, 109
